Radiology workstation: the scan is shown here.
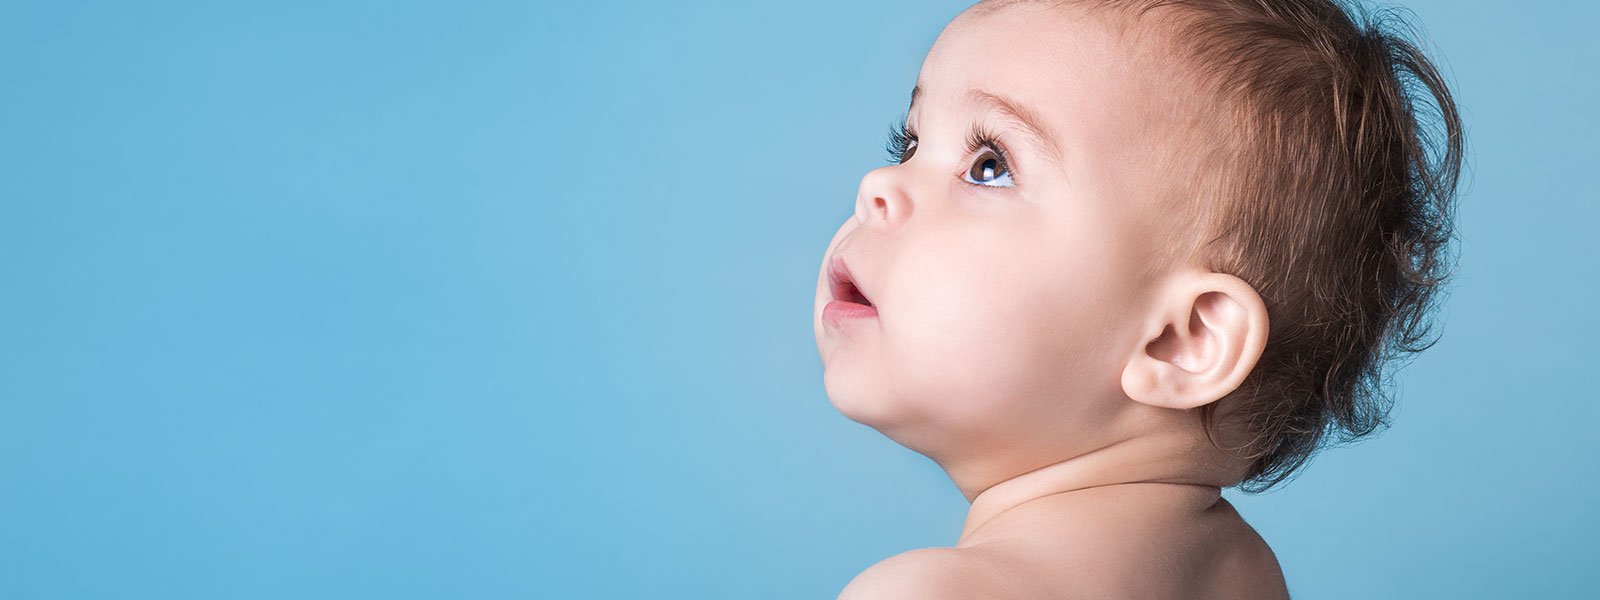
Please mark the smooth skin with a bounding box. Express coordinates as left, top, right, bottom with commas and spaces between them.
813, 3, 1290, 598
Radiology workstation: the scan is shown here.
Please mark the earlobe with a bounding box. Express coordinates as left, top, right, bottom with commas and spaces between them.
1121, 273, 1269, 410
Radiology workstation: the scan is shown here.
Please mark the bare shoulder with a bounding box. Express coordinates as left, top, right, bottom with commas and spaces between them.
956, 485, 1290, 599
837, 547, 1022, 600
1080, 490, 1289, 599
1200, 497, 1290, 600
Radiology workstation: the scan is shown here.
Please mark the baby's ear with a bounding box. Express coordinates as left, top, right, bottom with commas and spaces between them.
1120, 272, 1270, 410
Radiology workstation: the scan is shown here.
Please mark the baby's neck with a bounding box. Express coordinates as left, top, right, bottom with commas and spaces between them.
955, 427, 1240, 546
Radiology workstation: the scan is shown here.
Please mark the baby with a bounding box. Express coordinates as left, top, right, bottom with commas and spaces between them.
813, 0, 1462, 597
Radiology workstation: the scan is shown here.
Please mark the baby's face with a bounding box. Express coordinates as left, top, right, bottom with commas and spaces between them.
814, 4, 1207, 476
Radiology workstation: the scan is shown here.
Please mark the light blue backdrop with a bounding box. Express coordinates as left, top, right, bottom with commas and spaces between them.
2, 1, 1594, 598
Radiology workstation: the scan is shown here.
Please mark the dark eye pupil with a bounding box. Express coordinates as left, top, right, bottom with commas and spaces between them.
971, 154, 1003, 181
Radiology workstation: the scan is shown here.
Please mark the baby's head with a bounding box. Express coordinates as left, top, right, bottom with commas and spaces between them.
813, 0, 1461, 495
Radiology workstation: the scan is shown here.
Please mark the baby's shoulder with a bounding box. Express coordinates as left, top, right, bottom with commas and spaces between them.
981, 489, 1289, 599
837, 535, 1283, 600
837, 489, 1288, 599
878, 489, 1286, 599
835, 546, 1024, 600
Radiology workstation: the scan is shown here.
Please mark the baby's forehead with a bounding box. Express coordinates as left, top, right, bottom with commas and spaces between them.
923, 4, 1200, 116
918, 4, 1211, 153
918, 3, 1220, 245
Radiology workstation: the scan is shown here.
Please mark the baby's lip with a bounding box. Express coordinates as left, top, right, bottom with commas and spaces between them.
828, 255, 874, 308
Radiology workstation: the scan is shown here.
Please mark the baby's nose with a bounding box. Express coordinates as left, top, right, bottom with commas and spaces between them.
855, 165, 915, 228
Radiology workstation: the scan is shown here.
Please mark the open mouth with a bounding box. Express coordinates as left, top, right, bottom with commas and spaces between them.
828, 256, 874, 308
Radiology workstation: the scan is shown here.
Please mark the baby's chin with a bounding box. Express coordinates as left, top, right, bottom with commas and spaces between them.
821, 362, 891, 427
822, 362, 976, 448
821, 361, 933, 436
823, 369, 1004, 470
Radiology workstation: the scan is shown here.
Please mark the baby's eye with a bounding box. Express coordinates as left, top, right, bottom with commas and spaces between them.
886, 121, 919, 164
899, 139, 919, 164
964, 149, 1014, 188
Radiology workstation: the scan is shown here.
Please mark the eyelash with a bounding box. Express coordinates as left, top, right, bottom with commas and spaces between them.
885, 120, 1017, 187
885, 120, 917, 164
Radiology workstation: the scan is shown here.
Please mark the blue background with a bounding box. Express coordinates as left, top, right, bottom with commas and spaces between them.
2, 1, 1594, 598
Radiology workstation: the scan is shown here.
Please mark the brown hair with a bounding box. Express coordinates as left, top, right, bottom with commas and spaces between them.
986, 0, 1465, 491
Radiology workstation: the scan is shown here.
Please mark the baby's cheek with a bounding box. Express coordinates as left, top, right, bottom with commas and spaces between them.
887, 264, 1065, 413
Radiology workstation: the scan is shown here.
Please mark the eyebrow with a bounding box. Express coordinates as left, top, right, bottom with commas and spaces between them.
908, 83, 1065, 166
